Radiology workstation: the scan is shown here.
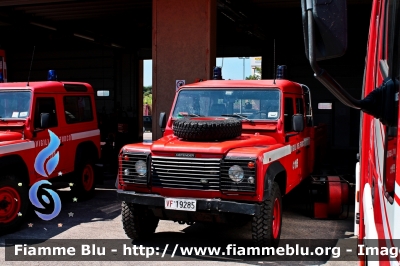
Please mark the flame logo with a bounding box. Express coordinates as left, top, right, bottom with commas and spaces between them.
34, 130, 60, 177
28, 180, 61, 221
30, 129, 62, 221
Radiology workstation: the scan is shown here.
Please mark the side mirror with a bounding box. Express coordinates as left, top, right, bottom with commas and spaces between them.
292, 114, 304, 132
301, 0, 347, 61
40, 113, 50, 128
159, 112, 166, 133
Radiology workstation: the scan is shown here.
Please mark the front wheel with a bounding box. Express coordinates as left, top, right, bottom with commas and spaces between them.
71, 160, 96, 199
251, 182, 282, 247
0, 175, 29, 234
121, 202, 159, 240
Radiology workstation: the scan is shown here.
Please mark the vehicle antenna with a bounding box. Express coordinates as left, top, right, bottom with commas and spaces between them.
273, 39, 276, 84
27, 46, 36, 86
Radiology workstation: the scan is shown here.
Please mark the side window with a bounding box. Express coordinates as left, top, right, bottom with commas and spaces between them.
295, 98, 304, 115
34, 98, 58, 128
64, 96, 93, 123
284, 97, 294, 132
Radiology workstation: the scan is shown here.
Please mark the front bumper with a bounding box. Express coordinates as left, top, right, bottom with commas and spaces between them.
117, 189, 260, 216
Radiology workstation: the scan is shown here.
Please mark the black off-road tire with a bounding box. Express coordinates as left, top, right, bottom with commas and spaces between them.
122, 202, 159, 240
0, 174, 29, 235
251, 182, 282, 247
71, 158, 96, 200
173, 117, 242, 141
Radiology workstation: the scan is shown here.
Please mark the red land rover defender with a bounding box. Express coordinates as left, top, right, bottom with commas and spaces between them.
0, 80, 100, 233
117, 73, 326, 247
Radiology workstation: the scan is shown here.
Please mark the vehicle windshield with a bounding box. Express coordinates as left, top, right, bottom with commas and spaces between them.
172, 89, 280, 120
0, 91, 32, 119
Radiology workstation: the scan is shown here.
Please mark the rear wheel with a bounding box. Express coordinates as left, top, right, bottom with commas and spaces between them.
251, 182, 282, 247
121, 202, 159, 240
0, 175, 29, 234
71, 159, 96, 199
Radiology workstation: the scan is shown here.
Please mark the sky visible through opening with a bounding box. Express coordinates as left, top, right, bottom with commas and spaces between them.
143, 57, 260, 87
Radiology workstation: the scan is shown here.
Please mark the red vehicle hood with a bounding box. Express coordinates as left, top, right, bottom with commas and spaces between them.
151, 134, 277, 154
0, 131, 23, 142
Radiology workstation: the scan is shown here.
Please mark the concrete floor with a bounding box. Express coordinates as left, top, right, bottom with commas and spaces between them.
0, 174, 358, 266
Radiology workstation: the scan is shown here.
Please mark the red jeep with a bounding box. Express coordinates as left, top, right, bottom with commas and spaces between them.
117, 75, 326, 246
0, 80, 100, 233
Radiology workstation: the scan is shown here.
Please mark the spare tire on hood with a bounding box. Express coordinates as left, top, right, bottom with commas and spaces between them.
173, 117, 242, 141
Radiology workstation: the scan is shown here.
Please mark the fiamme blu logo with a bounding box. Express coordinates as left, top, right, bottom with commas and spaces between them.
29, 129, 62, 221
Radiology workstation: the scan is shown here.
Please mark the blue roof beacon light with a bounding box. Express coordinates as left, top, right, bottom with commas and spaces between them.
47, 70, 57, 81
276, 65, 287, 79
0, 73, 3, 83
212, 66, 222, 80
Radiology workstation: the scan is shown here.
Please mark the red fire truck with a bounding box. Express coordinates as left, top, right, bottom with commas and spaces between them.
301, 0, 399, 264
0, 76, 101, 233
117, 66, 331, 247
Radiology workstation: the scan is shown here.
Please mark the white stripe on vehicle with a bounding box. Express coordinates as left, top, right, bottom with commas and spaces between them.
0, 141, 35, 154
71, 129, 100, 140
263, 145, 291, 164
303, 137, 310, 146
363, 183, 378, 240
262, 137, 310, 165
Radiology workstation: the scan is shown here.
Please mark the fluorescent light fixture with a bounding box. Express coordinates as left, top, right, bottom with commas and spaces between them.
30, 22, 56, 31
111, 43, 123, 49
318, 103, 332, 110
97, 90, 110, 97
73, 33, 94, 41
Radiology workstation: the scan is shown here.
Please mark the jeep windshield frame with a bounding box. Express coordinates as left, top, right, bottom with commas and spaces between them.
172, 88, 281, 121
0, 90, 32, 120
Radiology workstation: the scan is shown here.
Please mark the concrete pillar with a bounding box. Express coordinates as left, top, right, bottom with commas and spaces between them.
152, 0, 217, 139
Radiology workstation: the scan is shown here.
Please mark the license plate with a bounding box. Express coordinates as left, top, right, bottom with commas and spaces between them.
165, 198, 196, 211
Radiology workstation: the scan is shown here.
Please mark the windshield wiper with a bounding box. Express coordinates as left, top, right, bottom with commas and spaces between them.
188, 113, 203, 117
221, 114, 253, 122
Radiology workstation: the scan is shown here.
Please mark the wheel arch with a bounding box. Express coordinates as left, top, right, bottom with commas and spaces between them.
0, 155, 30, 185
74, 141, 99, 168
263, 161, 287, 200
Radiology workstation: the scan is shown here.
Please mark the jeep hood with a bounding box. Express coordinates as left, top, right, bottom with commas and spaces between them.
151, 134, 277, 154
0, 131, 23, 142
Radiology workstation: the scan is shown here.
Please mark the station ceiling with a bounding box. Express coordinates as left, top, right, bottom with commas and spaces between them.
0, 0, 372, 57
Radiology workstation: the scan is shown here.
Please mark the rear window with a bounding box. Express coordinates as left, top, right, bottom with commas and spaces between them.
63, 96, 93, 123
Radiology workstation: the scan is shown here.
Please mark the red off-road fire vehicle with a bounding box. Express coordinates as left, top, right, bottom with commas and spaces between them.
117, 71, 328, 246
0, 79, 100, 233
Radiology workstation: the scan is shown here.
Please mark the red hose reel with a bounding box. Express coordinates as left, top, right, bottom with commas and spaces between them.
309, 176, 351, 219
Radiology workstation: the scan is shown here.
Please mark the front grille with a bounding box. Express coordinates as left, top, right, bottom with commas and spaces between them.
120, 152, 149, 184
151, 156, 221, 190
221, 159, 257, 192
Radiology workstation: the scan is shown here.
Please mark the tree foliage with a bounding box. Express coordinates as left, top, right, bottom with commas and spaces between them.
143, 86, 152, 105
246, 67, 262, 80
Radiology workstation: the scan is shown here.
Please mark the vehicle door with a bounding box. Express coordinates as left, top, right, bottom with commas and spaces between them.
283, 96, 303, 190
32, 96, 67, 179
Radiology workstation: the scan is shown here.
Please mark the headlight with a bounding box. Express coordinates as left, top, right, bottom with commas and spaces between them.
228, 165, 244, 183
135, 160, 147, 176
